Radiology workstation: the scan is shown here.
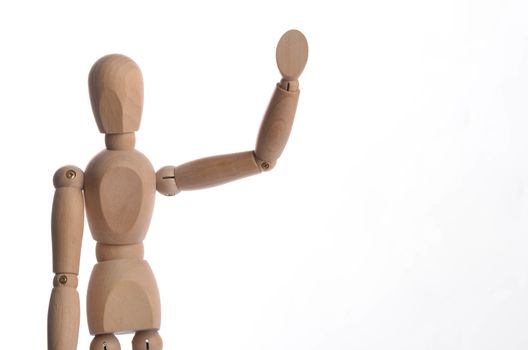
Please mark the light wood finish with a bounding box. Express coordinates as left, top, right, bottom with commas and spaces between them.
53, 273, 78, 288
96, 242, 145, 262
89, 54, 144, 134
48, 287, 80, 350
161, 151, 260, 191
87, 259, 161, 335
90, 334, 121, 350
84, 149, 156, 245
156, 29, 307, 186
279, 78, 299, 92
173, 151, 260, 190
276, 29, 308, 82
255, 85, 299, 170
132, 330, 163, 350
105, 132, 136, 150
85, 53, 161, 340
253, 29, 308, 169
48, 30, 307, 347
48, 166, 84, 350
156, 165, 181, 196
51, 166, 84, 274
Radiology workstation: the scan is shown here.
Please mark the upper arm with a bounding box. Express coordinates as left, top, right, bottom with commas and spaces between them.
156, 151, 261, 194
51, 165, 84, 275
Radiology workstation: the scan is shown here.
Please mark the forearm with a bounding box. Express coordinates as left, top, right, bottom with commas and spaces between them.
48, 275, 80, 350
255, 80, 299, 170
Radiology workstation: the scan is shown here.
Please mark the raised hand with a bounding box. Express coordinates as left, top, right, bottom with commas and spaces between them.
276, 29, 308, 91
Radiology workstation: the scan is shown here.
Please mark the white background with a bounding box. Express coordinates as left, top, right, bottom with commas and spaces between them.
1, 0, 528, 349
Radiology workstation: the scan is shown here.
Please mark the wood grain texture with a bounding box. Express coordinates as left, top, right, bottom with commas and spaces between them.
48, 287, 80, 350
84, 149, 155, 245
89, 54, 144, 134
255, 85, 299, 169
51, 166, 84, 274
157, 30, 308, 189
170, 151, 260, 191
48, 30, 308, 346
87, 259, 161, 335
276, 29, 308, 81
49, 166, 84, 350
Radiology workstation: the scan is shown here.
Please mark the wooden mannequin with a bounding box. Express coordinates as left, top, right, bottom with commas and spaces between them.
47, 29, 308, 350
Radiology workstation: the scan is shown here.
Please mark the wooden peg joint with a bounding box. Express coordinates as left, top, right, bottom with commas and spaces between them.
66, 170, 76, 179
156, 166, 180, 196
53, 273, 79, 288
279, 79, 299, 92
253, 153, 276, 172
53, 165, 84, 189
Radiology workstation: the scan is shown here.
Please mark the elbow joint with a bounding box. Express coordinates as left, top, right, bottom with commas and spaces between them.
254, 154, 277, 172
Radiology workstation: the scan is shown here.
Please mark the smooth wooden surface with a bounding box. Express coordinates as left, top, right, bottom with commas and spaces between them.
87, 259, 161, 335
96, 242, 145, 262
89, 54, 144, 134
132, 330, 163, 350
90, 334, 121, 350
53, 273, 78, 288
51, 166, 84, 274
157, 29, 308, 188
255, 85, 299, 169
84, 149, 156, 245
47, 30, 308, 347
49, 166, 84, 350
255, 28, 308, 168
105, 132, 136, 150
48, 287, 80, 350
276, 29, 308, 82
168, 151, 261, 191
156, 165, 181, 196
279, 78, 299, 92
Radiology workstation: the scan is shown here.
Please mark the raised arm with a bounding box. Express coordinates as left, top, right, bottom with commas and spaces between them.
47, 166, 84, 350
156, 30, 308, 196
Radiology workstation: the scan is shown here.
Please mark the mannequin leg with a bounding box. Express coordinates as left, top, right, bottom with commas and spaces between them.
90, 333, 121, 350
132, 330, 163, 350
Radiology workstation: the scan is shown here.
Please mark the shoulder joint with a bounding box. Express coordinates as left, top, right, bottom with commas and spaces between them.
53, 165, 84, 189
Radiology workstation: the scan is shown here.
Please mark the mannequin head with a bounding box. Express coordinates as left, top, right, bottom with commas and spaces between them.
88, 54, 144, 134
